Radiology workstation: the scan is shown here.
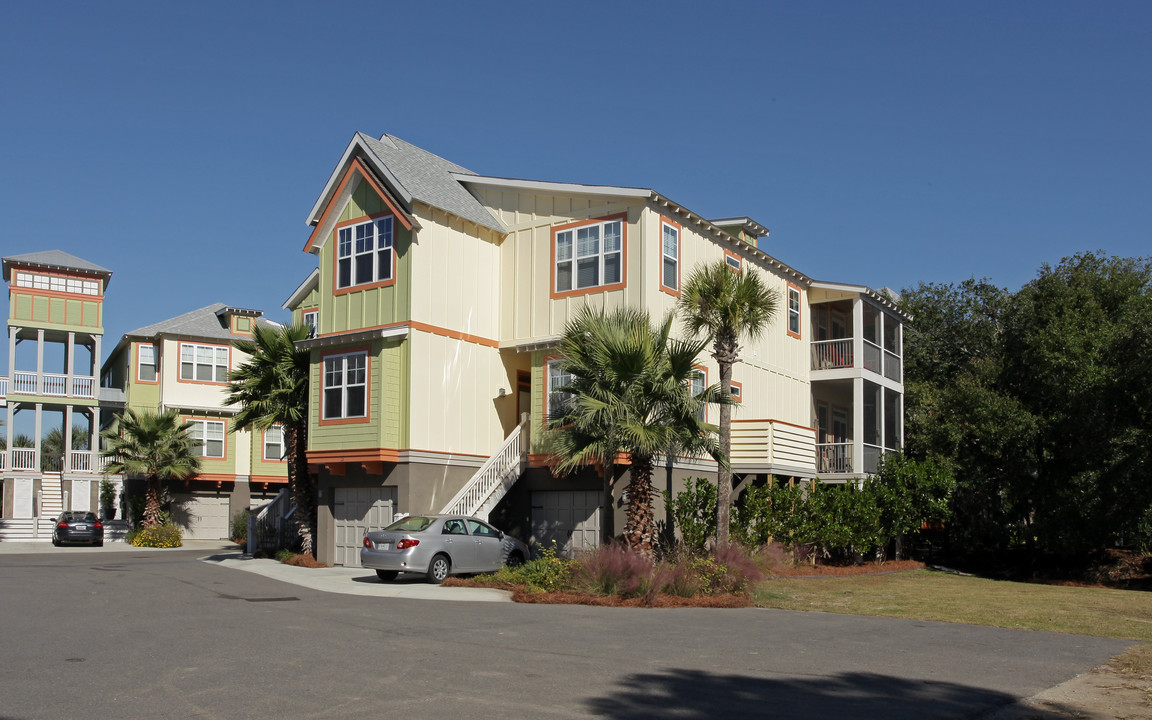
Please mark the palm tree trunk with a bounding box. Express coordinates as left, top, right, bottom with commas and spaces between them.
717, 359, 733, 546
286, 422, 316, 557
143, 476, 163, 528
623, 453, 656, 560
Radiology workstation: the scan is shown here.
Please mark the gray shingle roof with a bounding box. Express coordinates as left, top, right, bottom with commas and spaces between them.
2, 250, 113, 283
358, 133, 506, 233
123, 303, 272, 342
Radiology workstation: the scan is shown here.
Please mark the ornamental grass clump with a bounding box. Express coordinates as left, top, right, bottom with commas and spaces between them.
574, 543, 657, 597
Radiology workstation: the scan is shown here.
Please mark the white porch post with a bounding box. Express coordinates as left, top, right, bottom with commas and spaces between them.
36, 329, 45, 393
852, 298, 864, 371
852, 378, 864, 476
66, 331, 75, 396
64, 405, 73, 472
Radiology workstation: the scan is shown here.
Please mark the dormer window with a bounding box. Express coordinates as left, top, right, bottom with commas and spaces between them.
337, 216, 394, 290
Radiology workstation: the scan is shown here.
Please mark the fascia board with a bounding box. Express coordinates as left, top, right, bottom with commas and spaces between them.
282, 268, 320, 310
306, 134, 413, 227
452, 173, 653, 199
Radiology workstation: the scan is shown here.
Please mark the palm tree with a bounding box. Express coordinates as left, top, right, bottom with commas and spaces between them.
546, 306, 727, 558
225, 323, 316, 556
678, 260, 778, 545
101, 409, 201, 527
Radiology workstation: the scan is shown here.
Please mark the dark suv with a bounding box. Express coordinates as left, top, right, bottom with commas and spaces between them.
52, 512, 104, 547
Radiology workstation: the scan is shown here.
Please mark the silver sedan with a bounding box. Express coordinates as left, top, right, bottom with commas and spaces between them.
361, 514, 529, 584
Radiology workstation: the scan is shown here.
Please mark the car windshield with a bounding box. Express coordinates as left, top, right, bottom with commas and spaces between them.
384, 516, 434, 533
62, 512, 97, 522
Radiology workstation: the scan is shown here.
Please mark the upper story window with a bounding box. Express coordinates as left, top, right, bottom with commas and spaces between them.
552, 214, 626, 297
691, 367, 707, 422
15, 272, 99, 296
264, 425, 285, 461
660, 219, 680, 295
787, 284, 801, 339
724, 250, 742, 272
187, 419, 225, 458
323, 351, 368, 421
337, 216, 394, 290
546, 358, 573, 422
180, 343, 229, 383
302, 310, 318, 337
729, 381, 742, 402
137, 344, 157, 382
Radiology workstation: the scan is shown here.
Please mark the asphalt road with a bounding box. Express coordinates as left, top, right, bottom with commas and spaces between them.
0, 548, 1132, 719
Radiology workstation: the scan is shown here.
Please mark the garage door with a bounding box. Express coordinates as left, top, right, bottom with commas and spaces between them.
531, 490, 601, 557
333, 487, 396, 567
171, 493, 230, 540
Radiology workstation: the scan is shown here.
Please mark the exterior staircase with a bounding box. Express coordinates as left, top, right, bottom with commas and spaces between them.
40, 474, 65, 519
439, 416, 529, 521
0, 518, 57, 542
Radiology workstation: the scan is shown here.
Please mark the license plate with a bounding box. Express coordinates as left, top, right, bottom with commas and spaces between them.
380, 543, 390, 551
74, 524, 87, 530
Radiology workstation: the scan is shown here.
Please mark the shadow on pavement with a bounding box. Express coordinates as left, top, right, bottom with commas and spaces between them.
583, 668, 1072, 720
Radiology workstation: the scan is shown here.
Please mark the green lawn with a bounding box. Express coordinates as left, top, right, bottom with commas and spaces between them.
753, 568, 1152, 642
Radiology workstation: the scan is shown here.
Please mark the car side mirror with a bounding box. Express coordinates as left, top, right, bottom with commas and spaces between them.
497, 531, 504, 540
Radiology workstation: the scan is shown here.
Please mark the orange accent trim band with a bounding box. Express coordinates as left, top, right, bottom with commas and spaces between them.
249, 475, 288, 485
731, 417, 817, 432
306, 447, 489, 464
187, 473, 237, 484
10, 287, 105, 303
316, 320, 498, 349
549, 212, 629, 299
326, 463, 347, 476
304, 157, 413, 253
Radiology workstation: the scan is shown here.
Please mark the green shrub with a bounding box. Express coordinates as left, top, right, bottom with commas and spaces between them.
128, 523, 183, 548
664, 478, 717, 553
231, 509, 250, 544
275, 548, 296, 563
491, 543, 575, 592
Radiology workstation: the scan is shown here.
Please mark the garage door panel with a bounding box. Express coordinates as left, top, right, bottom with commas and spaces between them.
531, 491, 601, 558
332, 487, 396, 567
171, 493, 230, 540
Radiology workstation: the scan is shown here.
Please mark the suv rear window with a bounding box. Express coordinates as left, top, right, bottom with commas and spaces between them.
384, 516, 433, 533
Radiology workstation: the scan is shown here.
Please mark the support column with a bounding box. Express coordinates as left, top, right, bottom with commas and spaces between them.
852, 378, 864, 476
36, 329, 45, 393
851, 298, 864, 372
7, 326, 15, 380
66, 332, 75, 397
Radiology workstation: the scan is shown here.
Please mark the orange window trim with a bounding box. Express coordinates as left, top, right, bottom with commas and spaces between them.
261, 426, 287, 463
724, 249, 743, 272
177, 342, 231, 386
730, 380, 743, 402
304, 157, 413, 253
549, 212, 629, 300
786, 282, 802, 339
331, 211, 399, 296
318, 346, 372, 426
134, 342, 159, 385
184, 416, 229, 463
659, 217, 682, 297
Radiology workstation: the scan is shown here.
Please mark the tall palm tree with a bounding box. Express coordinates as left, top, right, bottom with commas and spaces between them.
546, 306, 727, 558
225, 323, 316, 556
678, 260, 778, 545
101, 409, 201, 527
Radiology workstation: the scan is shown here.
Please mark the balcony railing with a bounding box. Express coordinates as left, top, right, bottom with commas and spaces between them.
10, 448, 36, 471
811, 339, 853, 370
5, 372, 97, 399
69, 451, 106, 473
863, 341, 882, 374
884, 351, 902, 382
731, 420, 817, 470
816, 442, 853, 473
0, 376, 7, 398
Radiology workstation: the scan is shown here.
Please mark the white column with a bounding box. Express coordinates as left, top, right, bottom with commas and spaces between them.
66, 332, 75, 396
7, 326, 15, 381
851, 298, 864, 371
93, 334, 102, 381
36, 329, 45, 392
852, 378, 864, 476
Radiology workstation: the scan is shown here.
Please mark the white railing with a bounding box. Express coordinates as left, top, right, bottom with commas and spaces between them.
816, 442, 853, 473
13, 372, 37, 394
440, 416, 529, 519
4, 372, 97, 398
68, 451, 102, 473
811, 339, 853, 370
11, 448, 36, 470
247, 490, 295, 554
71, 376, 95, 398
0, 451, 6, 471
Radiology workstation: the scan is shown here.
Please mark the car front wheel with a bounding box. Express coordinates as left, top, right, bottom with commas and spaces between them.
427, 554, 451, 584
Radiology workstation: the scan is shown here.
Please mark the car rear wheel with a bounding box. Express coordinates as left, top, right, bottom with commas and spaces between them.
506, 551, 525, 568
427, 554, 451, 584
375, 569, 398, 582
52, 536, 60, 547
95, 539, 103, 547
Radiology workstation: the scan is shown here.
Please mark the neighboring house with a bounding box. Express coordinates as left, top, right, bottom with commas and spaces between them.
287, 132, 911, 566
99, 303, 289, 539
0, 251, 124, 539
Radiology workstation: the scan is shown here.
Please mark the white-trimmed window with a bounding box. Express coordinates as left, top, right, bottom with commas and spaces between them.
661, 221, 679, 292
302, 311, 318, 336
725, 253, 742, 272
137, 344, 157, 382
264, 425, 285, 461
730, 382, 742, 402
337, 217, 394, 289
691, 368, 707, 422
188, 419, 225, 458
323, 352, 368, 420
787, 285, 801, 338
546, 359, 574, 421
15, 272, 99, 295
555, 218, 623, 293
180, 343, 229, 383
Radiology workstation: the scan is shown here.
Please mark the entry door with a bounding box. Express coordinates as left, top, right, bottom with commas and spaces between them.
516, 371, 531, 422
333, 487, 396, 567
530, 491, 601, 557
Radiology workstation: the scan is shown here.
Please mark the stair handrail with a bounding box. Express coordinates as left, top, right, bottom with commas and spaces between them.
247, 489, 292, 555
440, 415, 529, 517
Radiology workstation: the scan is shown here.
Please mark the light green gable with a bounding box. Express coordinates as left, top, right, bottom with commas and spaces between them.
249, 428, 289, 479
10, 293, 102, 334
290, 284, 320, 325
318, 180, 413, 334
308, 337, 410, 452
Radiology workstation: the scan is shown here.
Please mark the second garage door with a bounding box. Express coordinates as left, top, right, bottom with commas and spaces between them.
332, 487, 397, 567
171, 493, 231, 540
531, 490, 601, 557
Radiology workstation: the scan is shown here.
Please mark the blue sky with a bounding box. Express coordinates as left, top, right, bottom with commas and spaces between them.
2, 1, 1149, 374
